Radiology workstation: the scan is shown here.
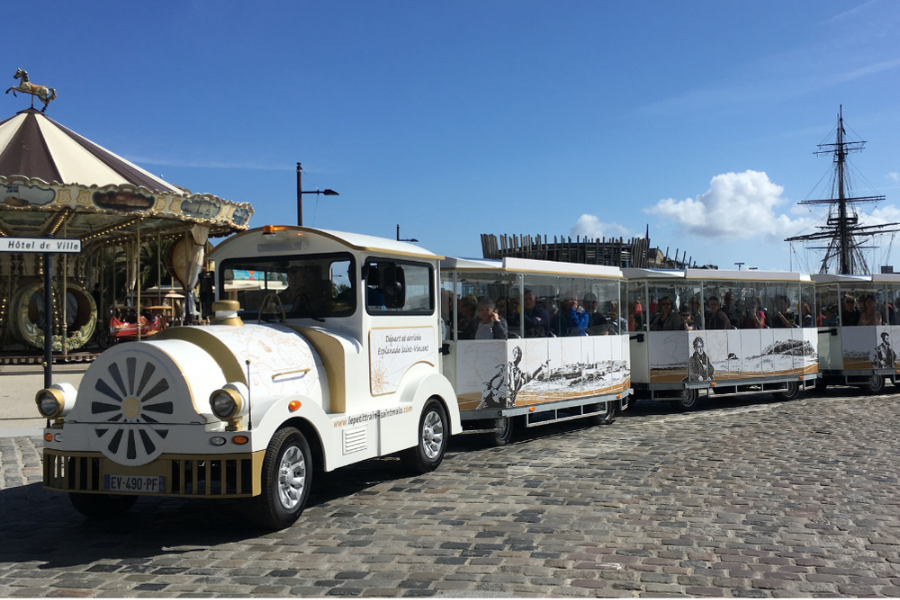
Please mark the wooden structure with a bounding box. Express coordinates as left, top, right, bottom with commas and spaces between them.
481, 231, 695, 270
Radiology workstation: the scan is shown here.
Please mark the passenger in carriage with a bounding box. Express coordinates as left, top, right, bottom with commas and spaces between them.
605, 300, 628, 335
522, 289, 550, 337
457, 295, 479, 339
582, 292, 609, 335
552, 291, 589, 336
857, 294, 882, 326
889, 303, 900, 326
770, 294, 797, 328
739, 296, 766, 329
688, 295, 703, 325
628, 300, 643, 331
722, 291, 741, 325
649, 296, 681, 330
801, 300, 815, 327
704, 296, 732, 330
820, 304, 840, 327
841, 296, 860, 326
471, 297, 508, 340
677, 305, 696, 330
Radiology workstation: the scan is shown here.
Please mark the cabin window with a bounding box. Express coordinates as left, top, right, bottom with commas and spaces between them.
219, 253, 355, 319
364, 259, 434, 316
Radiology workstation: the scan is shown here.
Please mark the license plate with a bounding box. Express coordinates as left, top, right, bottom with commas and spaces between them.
104, 475, 166, 493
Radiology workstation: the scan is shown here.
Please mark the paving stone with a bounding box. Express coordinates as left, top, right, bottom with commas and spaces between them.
3, 395, 900, 596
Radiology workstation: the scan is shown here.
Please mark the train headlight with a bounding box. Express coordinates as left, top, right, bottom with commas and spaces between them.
211, 389, 242, 419
209, 383, 249, 429
35, 383, 78, 421
37, 390, 62, 418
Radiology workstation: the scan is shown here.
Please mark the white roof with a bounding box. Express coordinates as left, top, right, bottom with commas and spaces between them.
442, 256, 624, 278
625, 268, 811, 283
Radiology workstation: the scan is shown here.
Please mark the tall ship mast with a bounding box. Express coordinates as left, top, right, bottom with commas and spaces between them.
786, 106, 899, 275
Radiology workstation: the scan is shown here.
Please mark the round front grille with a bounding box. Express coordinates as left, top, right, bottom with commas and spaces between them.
91, 355, 173, 466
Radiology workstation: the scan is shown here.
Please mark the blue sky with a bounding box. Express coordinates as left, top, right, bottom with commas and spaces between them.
5, 0, 899, 273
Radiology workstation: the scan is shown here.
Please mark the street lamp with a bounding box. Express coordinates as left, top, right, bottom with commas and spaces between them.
297, 162, 339, 226
396, 224, 418, 243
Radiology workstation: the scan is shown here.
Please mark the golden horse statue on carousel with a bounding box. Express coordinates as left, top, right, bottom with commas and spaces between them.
5, 68, 57, 112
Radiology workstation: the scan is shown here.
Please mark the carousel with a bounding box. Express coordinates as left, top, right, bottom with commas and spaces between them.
0, 70, 253, 360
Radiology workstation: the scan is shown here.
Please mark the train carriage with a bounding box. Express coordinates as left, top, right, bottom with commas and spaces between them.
440, 257, 632, 445
625, 268, 819, 409
813, 273, 900, 393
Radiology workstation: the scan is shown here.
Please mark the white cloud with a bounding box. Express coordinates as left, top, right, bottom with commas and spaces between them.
645, 170, 816, 240
889, 172, 900, 183
571, 215, 632, 240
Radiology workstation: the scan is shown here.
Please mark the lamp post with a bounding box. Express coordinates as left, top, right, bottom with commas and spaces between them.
396, 224, 418, 243
297, 162, 339, 226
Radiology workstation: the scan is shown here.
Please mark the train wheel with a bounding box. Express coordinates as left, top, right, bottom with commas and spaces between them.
489, 416, 514, 447
401, 399, 448, 474
250, 427, 312, 530
589, 401, 617, 426
68, 493, 137, 518
862, 375, 885, 395
671, 388, 700, 411
773, 381, 800, 401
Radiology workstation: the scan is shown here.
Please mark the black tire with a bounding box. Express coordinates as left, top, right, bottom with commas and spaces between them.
96, 328, 113, 350
401, 399, 448, 474
68, 493, 137, 518
862, 374, 885, 395
249, 427, 312, 530
671, 388, 701, 411
815, 377, 828, 393
588, 401, 617, 425
489, 416, 514, 447
773, 381, 800, 401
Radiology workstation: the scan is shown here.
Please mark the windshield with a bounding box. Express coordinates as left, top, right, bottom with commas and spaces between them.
220, 253, 355, 319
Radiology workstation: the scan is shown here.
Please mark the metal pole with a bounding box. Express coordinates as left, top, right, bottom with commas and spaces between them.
62, 222, 68, 359
136, 220, 141, 341
297, 162, 303, 226
43, 244, 53, 389
397, 224, 400, 241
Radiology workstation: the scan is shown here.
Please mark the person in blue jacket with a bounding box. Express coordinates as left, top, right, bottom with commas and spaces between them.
552, 291, 589, 336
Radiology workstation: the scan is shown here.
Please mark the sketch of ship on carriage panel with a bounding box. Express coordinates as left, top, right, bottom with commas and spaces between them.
649, 329, 817, 384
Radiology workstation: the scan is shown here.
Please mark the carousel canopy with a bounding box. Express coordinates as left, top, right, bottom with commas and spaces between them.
0, 108, 252, 244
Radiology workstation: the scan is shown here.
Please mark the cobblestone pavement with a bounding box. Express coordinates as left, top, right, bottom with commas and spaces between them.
2, 389, 900, 598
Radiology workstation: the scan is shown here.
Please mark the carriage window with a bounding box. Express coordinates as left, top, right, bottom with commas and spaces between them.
365, 260, 433, 315
220, 253, 355, 319
760, 284, 800, 329
450, 271, 517, 339
816, 284, 840, 327
840, 285, 884, 327
800, 283, 816, 328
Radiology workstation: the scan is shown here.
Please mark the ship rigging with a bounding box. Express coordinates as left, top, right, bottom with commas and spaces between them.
786, 106, 899, 275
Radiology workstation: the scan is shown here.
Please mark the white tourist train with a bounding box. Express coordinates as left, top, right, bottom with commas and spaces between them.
36, 225, 900, 529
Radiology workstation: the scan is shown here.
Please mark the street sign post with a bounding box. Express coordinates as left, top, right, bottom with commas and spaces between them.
0, 236, 82, 389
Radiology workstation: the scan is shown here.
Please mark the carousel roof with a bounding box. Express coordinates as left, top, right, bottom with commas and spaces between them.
0, 109, 183, 193
0, 108, 253, 244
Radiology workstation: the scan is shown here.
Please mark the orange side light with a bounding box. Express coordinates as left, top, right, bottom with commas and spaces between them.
529, 407, 536, 412
710, 382, 717, 386
288, 401, 302, 412
232, 435, 249, 445
44, 433, 53, 442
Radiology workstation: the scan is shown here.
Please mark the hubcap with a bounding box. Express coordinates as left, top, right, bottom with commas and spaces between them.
422, 410, 444, 459
277, 445, 307, 510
